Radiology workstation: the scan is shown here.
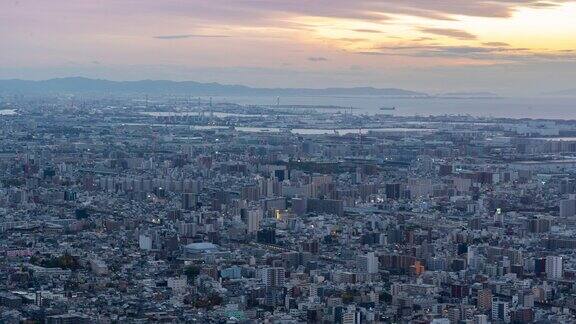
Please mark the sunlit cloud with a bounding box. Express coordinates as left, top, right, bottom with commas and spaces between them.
1, 0, 576, 93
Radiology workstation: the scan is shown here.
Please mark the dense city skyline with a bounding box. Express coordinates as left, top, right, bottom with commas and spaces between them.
3, 92, 576, 323
3, 2, 576, 323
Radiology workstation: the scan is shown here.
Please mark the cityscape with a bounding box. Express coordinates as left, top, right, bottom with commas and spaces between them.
3, 0, 576, 323
1, 93, 576, 323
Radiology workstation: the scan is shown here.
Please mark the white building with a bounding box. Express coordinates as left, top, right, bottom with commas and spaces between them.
247, 209, 262, 234
546, 256, 563, 279
138, 234, 153, 250
356, 252, 378, 274
342, 306, 361, 324
492, 299, 510, 323
474, 314, 488, 324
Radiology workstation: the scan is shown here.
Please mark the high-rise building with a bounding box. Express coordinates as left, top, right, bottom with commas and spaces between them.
385, 183, 402, 200
534, 257, 546, 276
342, 306, 361, 324
178, 222, 196, 237
138, 234, 153, 250
356, 252, 378, 274
546, 256, 563, 279
447, 307, 461, 324
291, 197, 307, 216
241, 185, 261, 202
474, 314, 488, 324
257, 228, 276, 244
477, 288, 492, 311
491, 298, 510, 323
260, 267, 285, 287
182, 192, 198, 210
246, 209, 262, 234
307, 198, 344, 217
527, 217, 551, 233
559, 195, 576, 217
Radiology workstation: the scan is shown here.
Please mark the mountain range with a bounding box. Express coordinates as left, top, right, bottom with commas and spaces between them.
543, 88, 576, 96
0, 77, 426, 97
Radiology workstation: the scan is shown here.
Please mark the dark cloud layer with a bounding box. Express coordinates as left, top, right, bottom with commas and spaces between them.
419, 28, 477, 40
361, 43, 576, 62
166, 0, 570, 21
154, 34, 230, 39
198, 0, 569, 21
11, 0, 569, 25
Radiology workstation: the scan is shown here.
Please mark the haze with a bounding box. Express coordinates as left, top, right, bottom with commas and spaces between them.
2, 0, 576, 95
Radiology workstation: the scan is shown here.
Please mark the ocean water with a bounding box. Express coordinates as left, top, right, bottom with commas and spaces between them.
213, 96, 576, 120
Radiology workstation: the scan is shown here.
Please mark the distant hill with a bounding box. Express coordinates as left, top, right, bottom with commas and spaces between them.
543, 88, 576, 96
0, 77, 427, 97
438, 92, 500, 98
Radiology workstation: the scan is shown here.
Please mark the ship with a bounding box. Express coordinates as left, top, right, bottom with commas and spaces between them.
379, 106, 396, 111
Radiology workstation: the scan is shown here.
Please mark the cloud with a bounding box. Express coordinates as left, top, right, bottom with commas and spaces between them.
529, 1, 561, 8
483, 42, 510, 47
308, 57, 328, 62
359, 43, 576, 63
154, 34, 230, 40
202, 0, 568, 21
338, 38, 368, 43
3, 0, 576, 95
354, 29, 383, 34
355, 51, 389, 56
11, 0, 569, 28
412, 37, 435, 42
419, 28, 477, 40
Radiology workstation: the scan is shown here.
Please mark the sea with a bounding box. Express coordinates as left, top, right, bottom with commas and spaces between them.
212, 95, 576, 120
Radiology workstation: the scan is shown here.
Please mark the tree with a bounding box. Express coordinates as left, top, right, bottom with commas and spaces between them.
184, 265, 201, 282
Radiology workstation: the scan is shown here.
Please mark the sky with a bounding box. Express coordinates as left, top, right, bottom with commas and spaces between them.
1, 0, 576, 94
